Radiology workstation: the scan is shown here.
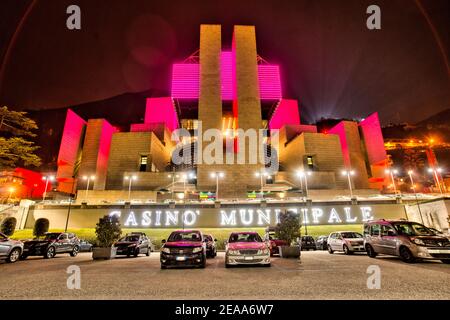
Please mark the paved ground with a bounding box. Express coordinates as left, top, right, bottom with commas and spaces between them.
1, 251, 449, 299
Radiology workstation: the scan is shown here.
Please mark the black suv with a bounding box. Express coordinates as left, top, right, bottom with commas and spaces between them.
301, 235, 316, 251
114, 232, 151, 257
22, 232, 80, 259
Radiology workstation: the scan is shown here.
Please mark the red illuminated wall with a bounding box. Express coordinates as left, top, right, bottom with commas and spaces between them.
329, 122, 351, 167
269, 99, 301, 130
10, 168, 47, 199
359, 112, 387, 165
56, 109, 87, 193
171, 51, 282, 100
144, 97, 179, 132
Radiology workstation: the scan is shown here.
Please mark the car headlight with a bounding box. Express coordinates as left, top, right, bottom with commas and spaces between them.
259, 248, 269, 255
413, 238, 425, 246
162, 247, 170, 254
128, 244, 137, 247
228, 250, 240, 255
192, 247, 203, 253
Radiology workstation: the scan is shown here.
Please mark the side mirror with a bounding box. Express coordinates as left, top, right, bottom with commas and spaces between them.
214, 239, 217, 242
161, 239, 166, 244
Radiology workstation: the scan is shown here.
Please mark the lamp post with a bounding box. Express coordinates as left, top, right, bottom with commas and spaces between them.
342, 170, 355, 198
210, 172, 224, 201
385, 169, 399, 196
82, 175, 95, 202
428, 167, 443, 195
255, 170, 268, 199
42, 175, 55, 201
167, 172, 180, 200
296, 170, 312, 199
408, 170, 424, 225
124, 175, 137, 201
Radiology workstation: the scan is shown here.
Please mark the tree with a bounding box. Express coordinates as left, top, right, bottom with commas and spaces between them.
1, 217, 17, 236
0, 106, 41, 168
95, 215, 122, 247
33, 218, 49, 239
275, 210, 301, 245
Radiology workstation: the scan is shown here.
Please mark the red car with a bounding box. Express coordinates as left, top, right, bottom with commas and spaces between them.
265, 229, 288, 256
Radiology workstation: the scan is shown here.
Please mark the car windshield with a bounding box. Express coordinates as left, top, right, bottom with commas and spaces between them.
204, 235, 213, 241
120, 236, 140, 242
393, 222, 435, 236
168, 231, 202, 242
229, 233, 262, 243
341, 232, 363, 239
44, 233, 61, 240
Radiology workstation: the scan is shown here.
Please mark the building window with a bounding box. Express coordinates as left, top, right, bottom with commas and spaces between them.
139, 155, 148, 172
306, 156, 314, 169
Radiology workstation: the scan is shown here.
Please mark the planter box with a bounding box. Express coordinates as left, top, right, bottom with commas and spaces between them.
279, 245, 301, 258
92, 246, 117, 260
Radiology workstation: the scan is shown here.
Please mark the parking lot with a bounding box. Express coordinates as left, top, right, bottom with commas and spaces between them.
1, 250, 449, 300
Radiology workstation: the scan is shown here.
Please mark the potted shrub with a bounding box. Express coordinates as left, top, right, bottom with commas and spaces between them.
33, 218, 49, 239
275, 210, 301, 258
92, 215, 122, 260
1, 217, 17, 236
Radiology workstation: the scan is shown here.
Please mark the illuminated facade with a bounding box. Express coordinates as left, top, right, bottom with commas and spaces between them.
55, 24, 388, 200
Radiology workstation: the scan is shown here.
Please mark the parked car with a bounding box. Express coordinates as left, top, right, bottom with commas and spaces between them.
79, 239, 93, 252
114, 232, 151, 257
364, 219, 450, 263
0, 232, 23, 263
327, 231, 364, 254
315, 235, 328, 250
22, 232, 80, 259
225, 232, 270, 267
204, 234, 217, 258
301, 235, 316, 251
264, 227, 288, 256
160, 230, 206, 269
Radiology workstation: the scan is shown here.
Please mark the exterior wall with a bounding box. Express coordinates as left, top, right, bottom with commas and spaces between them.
78, 119, 115, 191
279, 132, 346, 189
405, 199, 450, 232
75, 190, 157, 204
25, 202, 409, 229
269, 99, 300, 130
144, 97, 179, 132
56, 109, 86, 193
329, 121, 369, 189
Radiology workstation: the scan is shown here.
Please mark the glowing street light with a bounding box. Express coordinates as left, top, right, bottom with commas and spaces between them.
124, 175, 137, 201
407, 170, 424, 224
385, 169, 400, 196
42, 175, 55, 201
427, 167, 444, 195
342, 170, 356, 198
210, 172, 225, 201
255, 170, 269, 198
7, 187, 15, 202
82, 175, 95, 202
296, 170, 312, 199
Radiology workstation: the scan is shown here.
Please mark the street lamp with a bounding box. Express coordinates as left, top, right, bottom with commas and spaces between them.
42, 175, 55, 201
385, 169, 399, 196
427, 167, 443, 195
296, 170, 312, 199
124, 175, 137, 201
342, 170, 356, 198
210, 172, 224, 201
255, 170, 269, 198
82, 175, 95, 202
7, 187, 14, 202
407, 170, 425, 224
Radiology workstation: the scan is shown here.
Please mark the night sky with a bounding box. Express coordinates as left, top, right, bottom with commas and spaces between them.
0, 0, 448, 124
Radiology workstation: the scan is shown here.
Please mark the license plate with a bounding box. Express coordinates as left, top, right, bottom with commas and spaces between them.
244, 256, 254, 261
428, 249, 450, 254
176, 256, 186, 261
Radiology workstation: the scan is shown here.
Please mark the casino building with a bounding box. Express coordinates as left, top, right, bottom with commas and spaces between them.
55, 25, 388, 202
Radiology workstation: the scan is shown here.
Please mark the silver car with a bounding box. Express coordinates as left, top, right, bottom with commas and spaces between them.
0, 232, 23, 263
364, 219, 450, 263
327, 231, 365, 254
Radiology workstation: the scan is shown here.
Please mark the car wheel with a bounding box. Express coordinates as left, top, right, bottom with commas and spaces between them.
225, 263, 231, 268
399, 246, 415, 263
343, 245, 353, 255
146, 247, 150, 256
44, 246, 56, 259
200, 255, 206, 268
264, 263, 271, 267
323, 244, 327, 250
440, 260, 450, 264
134, 249, 139, 257
328, 245, 334, 254
70, 246, 79, 257
366, 244, 378, 258
160, 264, 167, 269
6, 248, 21, 263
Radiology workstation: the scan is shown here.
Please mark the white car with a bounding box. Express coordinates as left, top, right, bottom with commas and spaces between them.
327, 231, 365, 255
